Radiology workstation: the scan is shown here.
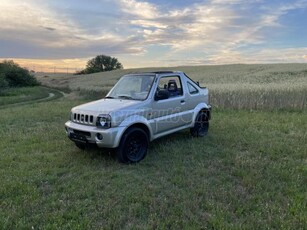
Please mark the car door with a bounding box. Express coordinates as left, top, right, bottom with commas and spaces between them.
151, 75, 187, 134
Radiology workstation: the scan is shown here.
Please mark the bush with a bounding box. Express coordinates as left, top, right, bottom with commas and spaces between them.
0, 60, 39, 89
0, 73, 9, 92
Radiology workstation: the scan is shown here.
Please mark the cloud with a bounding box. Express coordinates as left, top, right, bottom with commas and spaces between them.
119, 0, 307, 64
0, 0, 306, 68
119, 0, 159, 19
0, 0, 147, 59
117, 0, 255, 51
42, 27, 56, 31
155, 47, 307, 66
0, 57, 88, 72
210, 0, 263, 5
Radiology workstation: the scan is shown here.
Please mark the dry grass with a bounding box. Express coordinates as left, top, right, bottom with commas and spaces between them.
37, 64, 307, 110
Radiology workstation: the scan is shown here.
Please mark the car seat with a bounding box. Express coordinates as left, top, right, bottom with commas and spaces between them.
168, 80, 178, 96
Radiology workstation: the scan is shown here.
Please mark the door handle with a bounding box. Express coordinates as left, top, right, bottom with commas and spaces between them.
180, 100, 185, 103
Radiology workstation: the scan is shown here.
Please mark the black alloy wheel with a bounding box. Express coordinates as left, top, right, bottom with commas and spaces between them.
190, 111, 209, 137
116, 127, 148, 163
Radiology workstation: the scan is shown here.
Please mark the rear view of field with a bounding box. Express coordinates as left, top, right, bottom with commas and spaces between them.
1, 64, 306, 228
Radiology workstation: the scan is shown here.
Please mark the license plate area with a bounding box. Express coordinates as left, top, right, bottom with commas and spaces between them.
69, 133, 87, 143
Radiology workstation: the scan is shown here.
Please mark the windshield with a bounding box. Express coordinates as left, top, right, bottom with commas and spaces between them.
107, 75, 155, 100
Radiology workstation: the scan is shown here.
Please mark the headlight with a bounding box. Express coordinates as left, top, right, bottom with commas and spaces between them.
96, 114, 111, 129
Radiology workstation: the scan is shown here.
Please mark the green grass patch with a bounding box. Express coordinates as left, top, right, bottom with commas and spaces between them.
0, 98, 306, 228
0, 87, 49, 105
0, 86, 63, 108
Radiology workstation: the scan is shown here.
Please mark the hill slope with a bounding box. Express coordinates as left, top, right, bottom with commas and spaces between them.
37, 64, 307, 110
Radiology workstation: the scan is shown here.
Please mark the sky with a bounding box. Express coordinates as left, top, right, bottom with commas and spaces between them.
0, 0, 307, 72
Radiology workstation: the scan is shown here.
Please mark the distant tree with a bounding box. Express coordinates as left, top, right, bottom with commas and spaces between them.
76, 55, 123, 75
0, 73, 8, 91
0, 60, 39, 89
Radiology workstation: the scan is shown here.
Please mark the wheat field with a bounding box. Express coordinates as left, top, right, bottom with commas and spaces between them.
37, 63, 307, 110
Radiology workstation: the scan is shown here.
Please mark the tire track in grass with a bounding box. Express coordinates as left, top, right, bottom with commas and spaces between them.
0, 87, 65, 109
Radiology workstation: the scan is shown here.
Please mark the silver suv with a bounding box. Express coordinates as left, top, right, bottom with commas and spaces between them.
65, 71, 211, 163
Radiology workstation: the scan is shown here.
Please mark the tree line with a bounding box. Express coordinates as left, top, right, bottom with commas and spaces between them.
0, 54, 123, 91
0, 60, 39, 91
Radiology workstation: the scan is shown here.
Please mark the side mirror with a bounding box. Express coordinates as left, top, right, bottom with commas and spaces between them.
155, 89, 169, 101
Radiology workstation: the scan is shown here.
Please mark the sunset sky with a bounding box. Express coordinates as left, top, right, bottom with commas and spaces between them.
0, 0, 307, 72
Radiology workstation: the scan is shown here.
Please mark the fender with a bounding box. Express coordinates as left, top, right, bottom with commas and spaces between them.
191, 102, 211, 126
116, 115, 154, 143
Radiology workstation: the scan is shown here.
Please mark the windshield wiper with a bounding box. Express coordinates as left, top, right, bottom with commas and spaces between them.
105, 96, 114, 99
117, 95, 134, 100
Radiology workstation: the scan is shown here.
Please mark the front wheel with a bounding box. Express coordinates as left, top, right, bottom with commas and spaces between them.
116, 127, 149, 163
190, 111, 209, 137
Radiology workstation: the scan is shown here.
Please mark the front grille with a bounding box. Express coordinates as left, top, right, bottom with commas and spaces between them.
73, 113, 94, 124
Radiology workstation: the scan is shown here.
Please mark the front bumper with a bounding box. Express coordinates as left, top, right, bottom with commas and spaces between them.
65, 121, 125, 148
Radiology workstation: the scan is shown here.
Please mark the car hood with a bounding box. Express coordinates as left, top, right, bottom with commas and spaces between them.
71, 98, 142, 115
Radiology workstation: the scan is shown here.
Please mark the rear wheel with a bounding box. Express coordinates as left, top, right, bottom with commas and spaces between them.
116, 127, 148, 163
190, 111, 209, 137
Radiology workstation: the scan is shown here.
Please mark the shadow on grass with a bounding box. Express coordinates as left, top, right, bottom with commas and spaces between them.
73, 143, 117, 162
68, 130, 208, 165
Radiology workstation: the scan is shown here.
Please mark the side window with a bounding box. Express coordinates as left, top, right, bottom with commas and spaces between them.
187, 82, 199, 95
158, 76, 183, 97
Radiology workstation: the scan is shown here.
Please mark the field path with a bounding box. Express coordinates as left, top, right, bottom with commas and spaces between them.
0, 87, 64, 109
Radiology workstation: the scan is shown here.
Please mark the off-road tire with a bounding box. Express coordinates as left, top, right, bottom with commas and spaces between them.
116, 127, 148, 163
190, 111, 209, 137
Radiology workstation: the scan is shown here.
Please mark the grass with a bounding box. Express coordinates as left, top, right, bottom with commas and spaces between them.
37, 63, 307, 110
0, 86, 63, 108
0, 87, 49, 106
0, 99, 306, 229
